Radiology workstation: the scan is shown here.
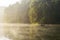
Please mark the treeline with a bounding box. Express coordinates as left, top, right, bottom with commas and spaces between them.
4, 0, 60, 24
4, 0, 30, 23
29, 0, 60, 24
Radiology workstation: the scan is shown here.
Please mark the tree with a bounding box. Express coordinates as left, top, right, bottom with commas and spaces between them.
4, 2, 21, 23
4, 1, 30, 23
28, 0, 60, 24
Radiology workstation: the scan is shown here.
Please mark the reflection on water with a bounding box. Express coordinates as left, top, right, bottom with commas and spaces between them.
0, 23, 38, 40
0, 23, 12, 40
0, 24, 60, 40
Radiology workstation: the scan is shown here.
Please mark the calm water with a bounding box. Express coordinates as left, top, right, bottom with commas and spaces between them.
0, 24, 60, 40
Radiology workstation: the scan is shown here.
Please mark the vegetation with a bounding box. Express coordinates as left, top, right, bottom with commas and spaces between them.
4, 0, 60, 24
29, 0, 60, 24
4, 0, 30, 23
4, 0, 60, 40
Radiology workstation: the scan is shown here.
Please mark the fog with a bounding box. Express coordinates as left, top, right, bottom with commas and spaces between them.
0, 0, 60, 40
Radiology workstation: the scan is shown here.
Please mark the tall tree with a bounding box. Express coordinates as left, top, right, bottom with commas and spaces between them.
28, 0, 60, 24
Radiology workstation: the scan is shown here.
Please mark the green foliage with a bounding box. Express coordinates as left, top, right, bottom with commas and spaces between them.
29, 0, 60, 24
29, 0, 46, 24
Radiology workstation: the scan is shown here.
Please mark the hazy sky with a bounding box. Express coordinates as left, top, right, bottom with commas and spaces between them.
0, 0, 22, 7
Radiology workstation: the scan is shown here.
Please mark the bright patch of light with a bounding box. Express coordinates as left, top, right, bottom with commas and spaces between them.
0, 36, 11, 40
0, 0, 22, 7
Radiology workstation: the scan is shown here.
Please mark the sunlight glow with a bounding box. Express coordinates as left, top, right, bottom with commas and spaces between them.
0, 36, 11, 40
0, 0, 22, 7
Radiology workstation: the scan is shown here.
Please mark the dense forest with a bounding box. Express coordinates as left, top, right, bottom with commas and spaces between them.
4, 0, 30, 23
29, 0, 60, 24
4, 0, 60, 24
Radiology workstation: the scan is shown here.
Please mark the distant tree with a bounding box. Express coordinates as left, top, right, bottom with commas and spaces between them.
4, 2, 21, 23
4, 1, 30, 23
